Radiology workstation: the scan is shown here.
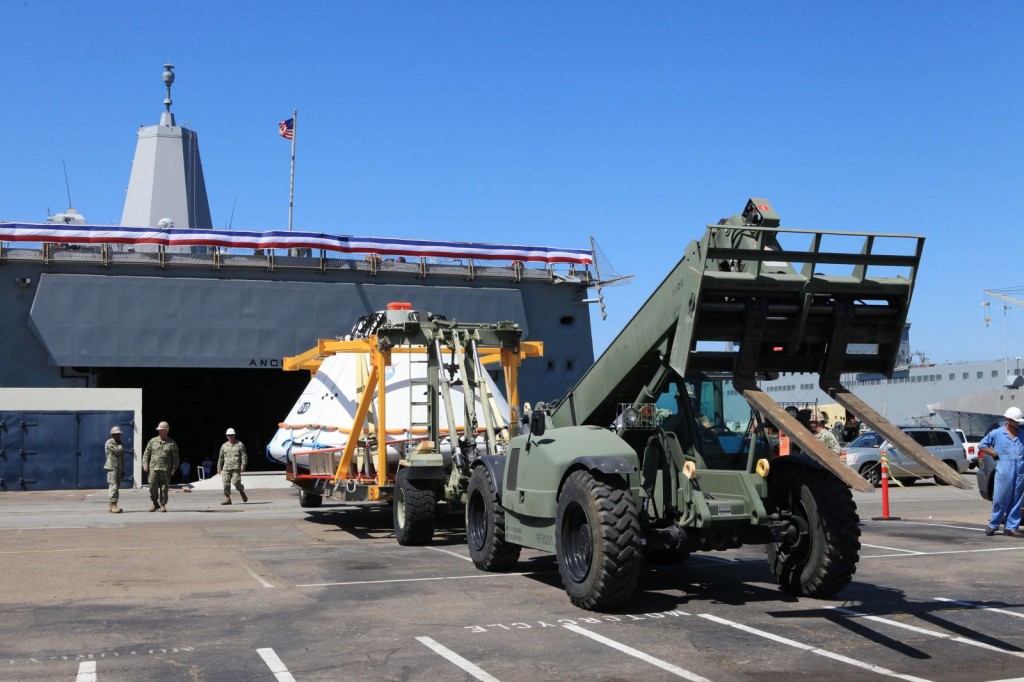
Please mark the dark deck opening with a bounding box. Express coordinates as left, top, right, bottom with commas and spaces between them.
97, 367, 309, 473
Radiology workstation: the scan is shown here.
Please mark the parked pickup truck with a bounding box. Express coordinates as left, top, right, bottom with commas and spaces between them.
955, 429, 982, 469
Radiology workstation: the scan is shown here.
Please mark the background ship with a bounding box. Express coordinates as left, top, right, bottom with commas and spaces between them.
928, 387, 1021, 439
756, 323, 1024, 437
925, 288, 1024, 437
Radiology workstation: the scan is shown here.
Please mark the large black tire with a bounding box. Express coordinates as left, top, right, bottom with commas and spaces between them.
298, 489, 323, 508
765, 463, 861, 598
466, 466, 521, 571
555, 470, 640, 611
393, 468, 437, 546
860, 462, 881, 487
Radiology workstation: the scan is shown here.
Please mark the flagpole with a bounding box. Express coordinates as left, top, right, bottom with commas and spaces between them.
288, 108, 297, 232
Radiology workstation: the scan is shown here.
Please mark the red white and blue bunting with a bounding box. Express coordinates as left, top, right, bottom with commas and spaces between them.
0, 223, 594, 265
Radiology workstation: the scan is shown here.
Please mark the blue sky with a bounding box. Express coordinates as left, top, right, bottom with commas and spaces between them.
2, 1, 1023, 363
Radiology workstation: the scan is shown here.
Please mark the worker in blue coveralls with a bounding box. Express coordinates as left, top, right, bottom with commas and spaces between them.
979, 406, 1024, 537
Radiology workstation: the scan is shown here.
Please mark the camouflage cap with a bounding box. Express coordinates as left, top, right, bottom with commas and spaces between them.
156, 421, 170, 430
110, 425, 122, 435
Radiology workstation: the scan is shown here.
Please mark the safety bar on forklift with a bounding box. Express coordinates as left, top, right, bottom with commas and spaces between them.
704, 224, 924, 281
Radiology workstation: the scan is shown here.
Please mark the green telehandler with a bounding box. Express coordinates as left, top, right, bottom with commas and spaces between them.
465, 199, 970, 610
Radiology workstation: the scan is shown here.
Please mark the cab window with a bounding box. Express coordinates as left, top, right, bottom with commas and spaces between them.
657, 377, 762, 470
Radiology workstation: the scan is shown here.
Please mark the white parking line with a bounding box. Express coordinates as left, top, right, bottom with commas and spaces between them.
861, 543, 923, 554
243, 564, 274, 588
698, 613, 930, 681
883, 520, 990, 533
296, 572, 530, 588
256, 648, 296, 682
416, 636, 501, 682
862, 545, 1024, 559
934, 598, 1024, 619
563, 624, 710, 681
76, 660, 96, 682
427, 546, 473, 562
831, 607, 1024, 658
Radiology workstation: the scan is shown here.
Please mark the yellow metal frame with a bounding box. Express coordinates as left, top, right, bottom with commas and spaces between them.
282, 336, 543, 497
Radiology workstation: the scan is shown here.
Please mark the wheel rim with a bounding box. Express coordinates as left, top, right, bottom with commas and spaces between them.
560, 501, 592, 583
468, 489, 487, 551
395, 487, 406, 529
788, 498, 812, 561
773, 494, 811, 566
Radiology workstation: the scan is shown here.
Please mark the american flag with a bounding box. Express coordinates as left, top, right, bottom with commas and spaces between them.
278, 118, 294, 140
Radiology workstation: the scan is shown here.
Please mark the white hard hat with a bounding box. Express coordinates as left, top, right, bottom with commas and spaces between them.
156, 421, 169, 431
226, 428, 236, 436
810, 412, 826, 423
1004, 407, 1024, 424
110, 426, 121, 435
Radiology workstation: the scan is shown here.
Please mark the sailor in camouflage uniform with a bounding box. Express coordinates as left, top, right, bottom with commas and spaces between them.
810, 412, 842, 455
143, 421, 180, 512
218, 427, 248, 505
104, 425, 124, 513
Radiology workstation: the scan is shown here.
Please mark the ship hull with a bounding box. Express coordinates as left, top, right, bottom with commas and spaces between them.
0, 247, 592, 490
929, 387, 1024, 438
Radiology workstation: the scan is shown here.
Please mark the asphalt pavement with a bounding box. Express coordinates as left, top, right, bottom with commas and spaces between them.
1, 473, 1023, 681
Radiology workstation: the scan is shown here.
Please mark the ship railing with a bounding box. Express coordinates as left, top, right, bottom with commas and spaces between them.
0, 240, 591, 284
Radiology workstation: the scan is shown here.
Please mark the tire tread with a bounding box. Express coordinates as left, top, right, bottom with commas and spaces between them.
767, 463, 861, 598
467, 467, 521, 570
394, 469, 437, 546
558, 470, 640, 610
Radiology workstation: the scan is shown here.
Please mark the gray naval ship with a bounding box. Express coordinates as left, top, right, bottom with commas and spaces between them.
756, 322, 1024, 439
0, 65, 606, 491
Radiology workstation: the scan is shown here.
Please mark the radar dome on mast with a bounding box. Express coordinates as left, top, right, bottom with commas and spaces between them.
47, 208, 86, 225
46, 161, 86, 225
161, 63, 175, 125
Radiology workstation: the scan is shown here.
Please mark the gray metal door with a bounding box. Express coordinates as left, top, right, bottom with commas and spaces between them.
78, 412, 135, 488
21, 413, 79, 489
0, 412, 24, 490
1, 411, 137, 490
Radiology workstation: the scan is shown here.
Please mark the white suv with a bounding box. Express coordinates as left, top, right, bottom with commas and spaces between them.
840, 426, 968, 486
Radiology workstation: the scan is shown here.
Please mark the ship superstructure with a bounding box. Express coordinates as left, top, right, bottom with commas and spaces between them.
120, 64, 212, 231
